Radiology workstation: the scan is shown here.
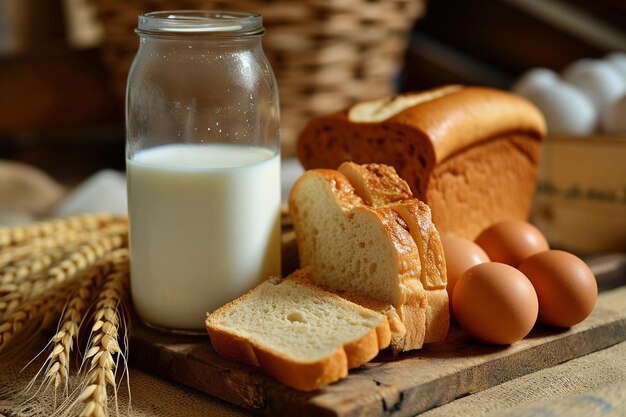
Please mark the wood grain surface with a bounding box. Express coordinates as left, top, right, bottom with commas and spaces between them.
129, 286, 626, 417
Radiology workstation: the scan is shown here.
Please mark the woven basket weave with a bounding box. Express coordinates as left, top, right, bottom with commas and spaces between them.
90, 0, 425, 155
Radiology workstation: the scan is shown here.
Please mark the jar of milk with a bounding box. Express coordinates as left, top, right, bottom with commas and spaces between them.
126, 11, 280, 332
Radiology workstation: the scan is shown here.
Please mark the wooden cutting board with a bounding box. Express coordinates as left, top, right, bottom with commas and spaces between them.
129, 285, 626, 417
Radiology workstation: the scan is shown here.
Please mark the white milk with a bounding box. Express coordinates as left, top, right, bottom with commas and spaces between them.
127, 144, 281, 331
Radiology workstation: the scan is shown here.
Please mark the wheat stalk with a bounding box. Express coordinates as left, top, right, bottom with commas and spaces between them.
47, 234, 126, 287
0, 214, 118, 248
43, 261, 114, 393
0, 234, 126, 318
0, 282, 73, 351
80, 252, 129, 417
0, 222, 128, 271
0, 216, 131, 416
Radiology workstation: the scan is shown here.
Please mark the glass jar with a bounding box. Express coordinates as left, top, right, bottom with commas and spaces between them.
126, 11, 281, 333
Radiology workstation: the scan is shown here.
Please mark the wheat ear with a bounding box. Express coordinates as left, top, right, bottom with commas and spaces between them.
0, 244, 34, 269
80, 251, 129, 417
0, 248, 70, 288
0, 214, 117, 248
44, 261, 114, 394
0, 234, 126, 318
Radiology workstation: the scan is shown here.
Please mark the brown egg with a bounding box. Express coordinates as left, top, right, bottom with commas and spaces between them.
518, 250, 597, 327
453, 262, 538, 345
441, 235, 490, 299
475, 220, 549, 266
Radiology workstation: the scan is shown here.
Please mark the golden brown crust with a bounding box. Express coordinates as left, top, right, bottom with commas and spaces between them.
343, 326, 384, 369
374, 314, 393, 351
387, 86, 545, 163
299, 86, 545, 167
364, 205, 421, 279
206, 327, 260, 367
348, 86, 463, 123
392, 200, 447, 290
289, 168, 365, 211
253, 343, 348, 391
338, 162, 412, 207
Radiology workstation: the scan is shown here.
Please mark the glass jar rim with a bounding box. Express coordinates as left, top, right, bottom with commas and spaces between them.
137, 10, 264, 36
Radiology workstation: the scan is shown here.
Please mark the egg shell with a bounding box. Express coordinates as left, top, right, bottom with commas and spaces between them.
511, 68, 559, 98
441, 234, 490, 299
475, 220, 549, 267
563, 60, 626, 114
602, 93, 626, 133
522, 82, 596, 135
605, 52, 626, 83
518, 250, 597, 328
453, 262, 538, 345
562, 58, 595, 81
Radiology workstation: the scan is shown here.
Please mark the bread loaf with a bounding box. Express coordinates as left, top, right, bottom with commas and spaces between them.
206, 267, 391, 391
289, 162, 449, 352
297, 86, 546, 239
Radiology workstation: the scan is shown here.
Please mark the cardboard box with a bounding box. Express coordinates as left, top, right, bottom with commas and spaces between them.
532, 136, 626, 254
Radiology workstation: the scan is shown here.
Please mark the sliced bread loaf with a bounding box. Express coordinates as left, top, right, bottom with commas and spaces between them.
289, 162, 449, 352
205, 267, 391, 391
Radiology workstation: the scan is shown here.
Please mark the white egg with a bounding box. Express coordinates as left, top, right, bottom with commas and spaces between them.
602, 94, 626, 133
562, 60, 626, 114
562, 59, 595, 81
605, 52, 626, 83
512, 68, 559, 98
524, 82, 596, 135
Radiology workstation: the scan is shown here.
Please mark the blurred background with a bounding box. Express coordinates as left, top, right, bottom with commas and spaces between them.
0, 0, 625, 252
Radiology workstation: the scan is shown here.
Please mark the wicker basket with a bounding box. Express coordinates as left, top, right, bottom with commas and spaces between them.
90, 0, 425, 155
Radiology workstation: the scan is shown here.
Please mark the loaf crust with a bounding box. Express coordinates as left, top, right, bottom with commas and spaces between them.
206, 271, 391, 391
297, 86, 546, 239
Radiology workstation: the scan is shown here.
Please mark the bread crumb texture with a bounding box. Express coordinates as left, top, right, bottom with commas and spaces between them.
209, 276, 384, 363
291, 172, 414, 308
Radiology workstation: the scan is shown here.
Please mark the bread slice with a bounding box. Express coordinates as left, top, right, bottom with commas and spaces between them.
289, 162, 449, 352
297, 86, 546, 239
390, 200, 448, 343
205, 268, 391, 391
338, 162, 449, 343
